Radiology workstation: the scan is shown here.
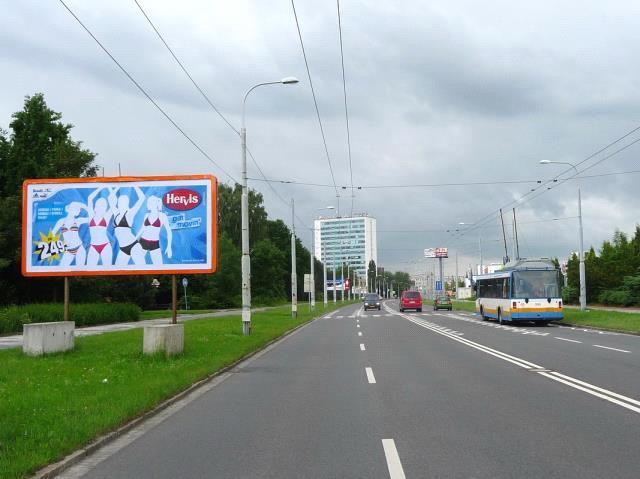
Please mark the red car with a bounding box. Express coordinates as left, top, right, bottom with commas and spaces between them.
400, 291, 423, 312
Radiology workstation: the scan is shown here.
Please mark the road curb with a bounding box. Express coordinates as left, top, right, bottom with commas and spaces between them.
553, 321, 640, 336
30, 306, 343, 479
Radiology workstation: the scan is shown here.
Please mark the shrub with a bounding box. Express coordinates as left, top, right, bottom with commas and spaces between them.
0, 303, 140, 334
562, 286, 578, 304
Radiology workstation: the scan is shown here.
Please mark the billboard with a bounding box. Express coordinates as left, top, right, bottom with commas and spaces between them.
22, 175, 217, 276
424, 247, 448, 258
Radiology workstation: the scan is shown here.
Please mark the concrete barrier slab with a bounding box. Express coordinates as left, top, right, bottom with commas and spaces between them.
143, 324, 184, 356
23, 321, 75, 356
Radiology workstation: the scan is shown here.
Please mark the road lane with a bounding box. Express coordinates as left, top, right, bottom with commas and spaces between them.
408, 307, 640, 400
60, 299, 640, 479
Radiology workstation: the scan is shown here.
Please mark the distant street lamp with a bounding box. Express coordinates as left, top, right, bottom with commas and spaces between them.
540, 160, 586, 311
241, 77, 299, 335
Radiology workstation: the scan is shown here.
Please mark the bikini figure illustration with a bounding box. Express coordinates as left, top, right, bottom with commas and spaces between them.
135, 195, 172, 265
51, 202, 89, 266
86, 187, 115, 266
108, 186, 146, 266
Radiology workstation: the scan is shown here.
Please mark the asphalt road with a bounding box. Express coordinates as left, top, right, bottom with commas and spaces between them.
59, 301, 640, 478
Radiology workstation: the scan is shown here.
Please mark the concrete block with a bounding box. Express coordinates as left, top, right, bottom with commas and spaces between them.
23, 321, 75, 356
143, 324, 184, 356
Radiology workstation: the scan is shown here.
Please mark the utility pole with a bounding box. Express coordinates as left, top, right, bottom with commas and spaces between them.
455, 250, 459, 299
291, 199, 297, 318
310, 227, 315, 310
513, 208, 520, 260
322, 241, 328, 308
479, 236, 483, 274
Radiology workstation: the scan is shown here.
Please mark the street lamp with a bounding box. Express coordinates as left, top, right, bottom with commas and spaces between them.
540, 160, 586, 311
241, 77, 299, 335
316, 206, 335, 308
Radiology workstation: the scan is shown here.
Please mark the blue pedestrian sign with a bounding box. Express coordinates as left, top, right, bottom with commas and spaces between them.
435, 280, 443, 291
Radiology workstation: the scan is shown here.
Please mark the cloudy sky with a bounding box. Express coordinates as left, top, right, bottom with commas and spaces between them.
2, 0, 640, 277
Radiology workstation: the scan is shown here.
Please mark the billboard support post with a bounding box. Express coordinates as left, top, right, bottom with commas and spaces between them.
171, 275, 177, 325
63, 277, 69, 322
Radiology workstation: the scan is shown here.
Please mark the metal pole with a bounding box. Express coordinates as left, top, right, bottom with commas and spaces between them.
323, 242, 328, 308
64, 277, 69, 322
240, 123, 251, 335
333, 266, 337, 303
578, 187, 587, 310
341, 261, 345, 302
479, 236, 483, 274
291, 199, 297, 318
513, 208, 520, 260
438, 257, 444, 292
499, 208, 509, 264
183, 284, 188, 311
455, 250, 459, 299
311, 227, 315, 310
171, 275, 177, 325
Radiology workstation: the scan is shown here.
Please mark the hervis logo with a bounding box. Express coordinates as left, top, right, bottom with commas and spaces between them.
163, 188, 202, 211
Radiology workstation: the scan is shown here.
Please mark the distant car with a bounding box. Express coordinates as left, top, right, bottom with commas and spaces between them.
363, 293, 381, 311
400, 291, 422, 312
433, 295, 452, 311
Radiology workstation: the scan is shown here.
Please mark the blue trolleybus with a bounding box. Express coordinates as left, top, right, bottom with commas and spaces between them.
474, 259, 563, 325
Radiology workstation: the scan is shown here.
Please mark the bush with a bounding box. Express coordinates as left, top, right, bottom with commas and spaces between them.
598, 290, 635, 306
0, 303, 140, 334
562, 286, 578, 304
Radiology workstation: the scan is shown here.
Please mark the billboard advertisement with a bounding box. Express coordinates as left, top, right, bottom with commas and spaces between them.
22, 175, 217, 277
424, 247, 448, 258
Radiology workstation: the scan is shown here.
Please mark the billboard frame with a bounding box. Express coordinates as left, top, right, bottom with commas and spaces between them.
21, 174, 218, 278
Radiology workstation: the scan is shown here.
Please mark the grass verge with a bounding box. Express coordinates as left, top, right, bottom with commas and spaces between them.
423, 299, 476, 312
0, 302, 354, 479
559, 309, 640, 334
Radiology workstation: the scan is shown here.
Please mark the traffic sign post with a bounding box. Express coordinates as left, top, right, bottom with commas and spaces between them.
182, 277, 188, 311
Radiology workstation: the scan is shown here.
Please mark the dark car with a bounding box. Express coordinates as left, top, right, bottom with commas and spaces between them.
363, 293, 381, 310
434, 295, 452, 311
400, 291, 422, 312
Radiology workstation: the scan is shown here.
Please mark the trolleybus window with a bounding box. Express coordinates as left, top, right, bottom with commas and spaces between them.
512, 271, 561, 298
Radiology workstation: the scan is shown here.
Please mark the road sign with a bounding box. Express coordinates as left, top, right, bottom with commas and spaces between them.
303, 273, 312, 293
435, 280, 443, 291
182, 277, 188, 288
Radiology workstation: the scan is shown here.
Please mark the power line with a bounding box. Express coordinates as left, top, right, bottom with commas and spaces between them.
336, 0, 355, 215
290, 0, 340, 209
132, 0, 310, 229
58, 0, 237, 183
448, 126, 640, 243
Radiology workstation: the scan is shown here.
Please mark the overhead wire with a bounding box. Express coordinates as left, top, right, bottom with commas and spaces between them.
447, 125, 640, 243
132, 0, 311, 230
290, 0, 341, 212
58, 0, 237, 183
336, 0, 355, 215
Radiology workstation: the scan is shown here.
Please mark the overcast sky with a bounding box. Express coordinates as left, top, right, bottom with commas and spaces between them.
2, 0, 640, 277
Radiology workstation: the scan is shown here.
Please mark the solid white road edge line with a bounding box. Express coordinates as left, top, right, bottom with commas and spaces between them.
381, 439, 406, 479
366, 367, 376, 384
360, 343, 366, 351
554, 337, 582, 343
383, 304, 640, 415
593, 344, 631, 354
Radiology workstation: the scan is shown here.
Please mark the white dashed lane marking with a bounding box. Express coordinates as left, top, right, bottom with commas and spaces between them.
593, 345, 631, 354
381, 439, 406, 479
365, 367, 376, 384
360, 343, 366, 351
554, 337, 582, 343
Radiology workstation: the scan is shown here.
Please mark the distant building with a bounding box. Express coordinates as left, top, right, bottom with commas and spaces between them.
314, 215, 377, 287
476, 263, 503, 275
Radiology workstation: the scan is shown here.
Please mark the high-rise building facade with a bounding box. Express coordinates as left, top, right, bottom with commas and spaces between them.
313, 215, 377, 287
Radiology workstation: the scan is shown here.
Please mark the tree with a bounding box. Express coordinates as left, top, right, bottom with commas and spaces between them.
367, 260, 377, 292
0, 94, 97, 304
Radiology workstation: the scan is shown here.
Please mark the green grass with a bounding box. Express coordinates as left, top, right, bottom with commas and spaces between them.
0, 302, 354, 479
423, 299, 477, 312
421, 298, 640, 332
561, 309, 640, 333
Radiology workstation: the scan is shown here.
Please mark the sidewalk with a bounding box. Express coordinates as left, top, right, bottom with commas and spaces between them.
564, 304, 640, 314
0, 307, 271, 350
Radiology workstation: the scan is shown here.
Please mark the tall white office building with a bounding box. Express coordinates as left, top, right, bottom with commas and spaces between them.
313, 215, 377, 288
